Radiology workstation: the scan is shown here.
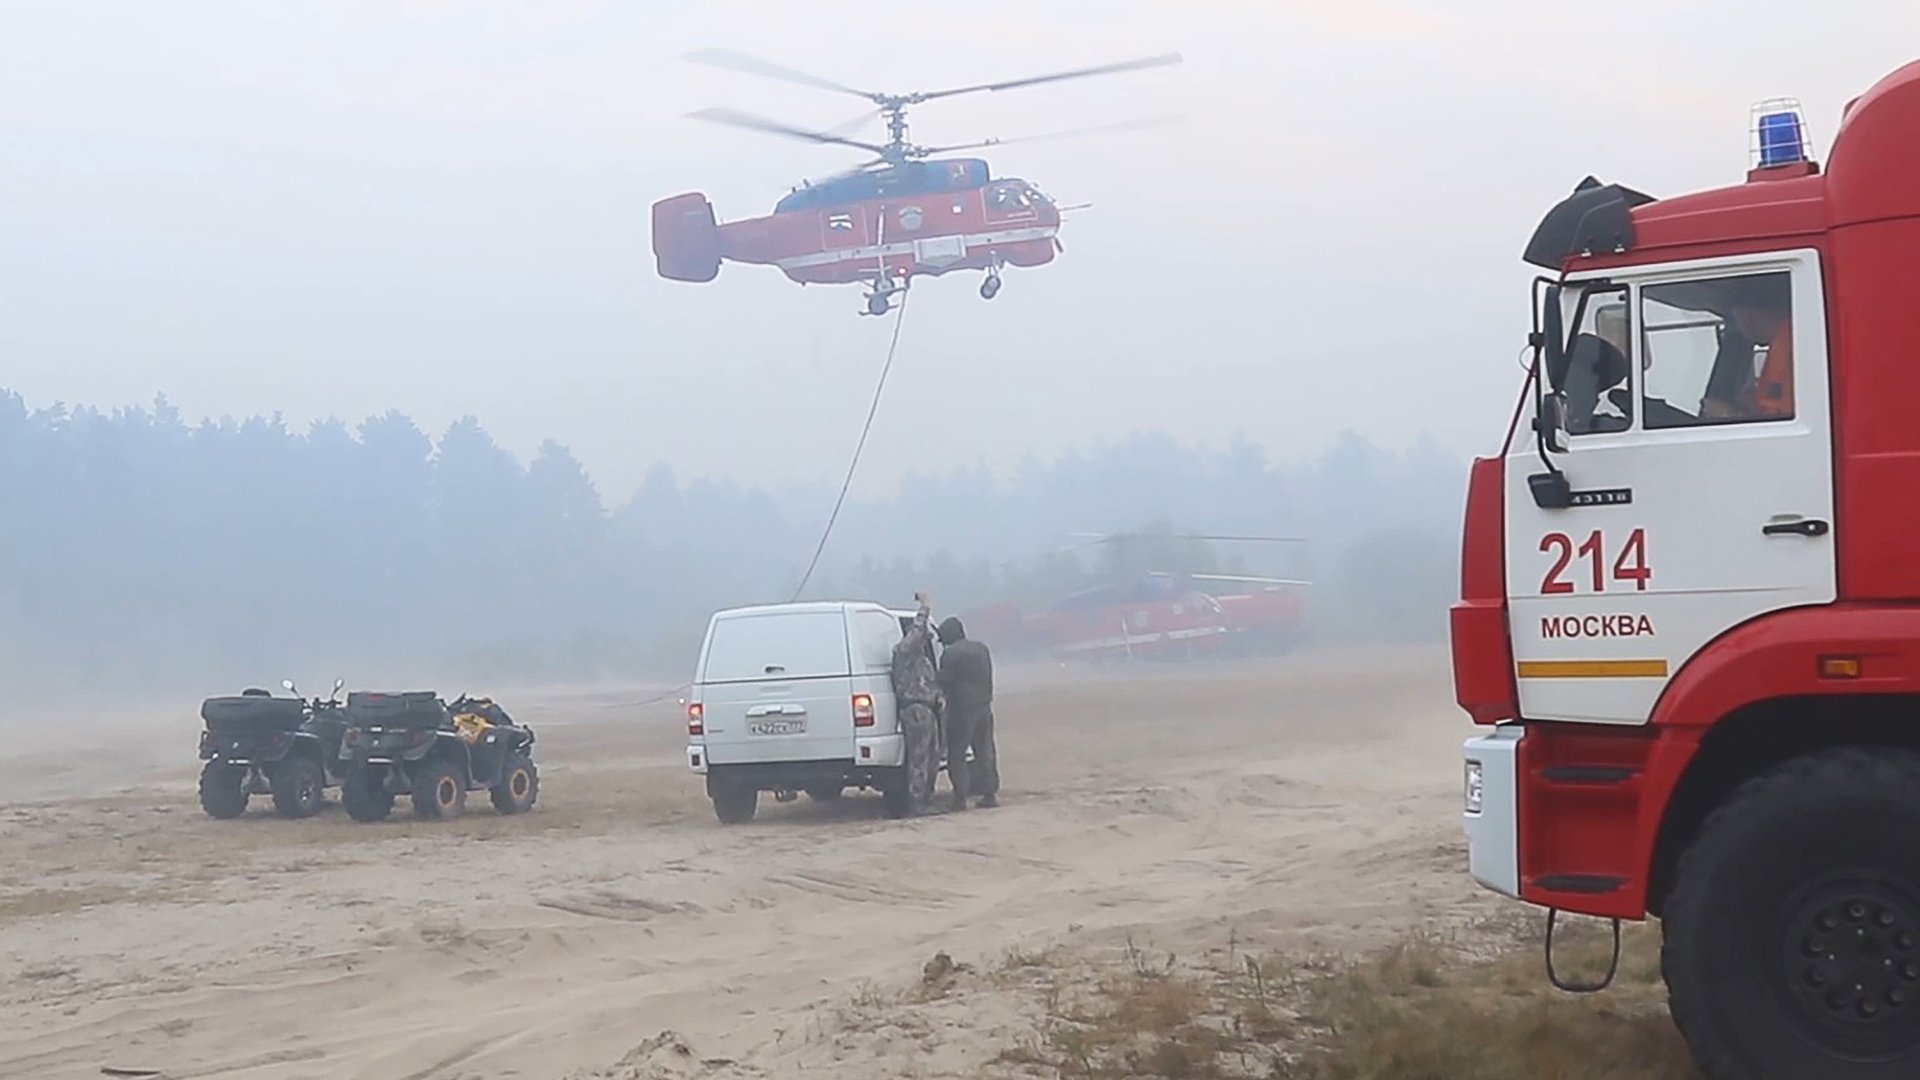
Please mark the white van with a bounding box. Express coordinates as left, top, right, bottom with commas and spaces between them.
686, 601, 929, 823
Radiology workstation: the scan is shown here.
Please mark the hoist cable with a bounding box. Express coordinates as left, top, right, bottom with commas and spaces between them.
606, 291, 913, 710
790, 289, 912, 601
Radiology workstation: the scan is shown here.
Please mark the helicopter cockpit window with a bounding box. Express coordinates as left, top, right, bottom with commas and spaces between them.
986, 182, 1033, 212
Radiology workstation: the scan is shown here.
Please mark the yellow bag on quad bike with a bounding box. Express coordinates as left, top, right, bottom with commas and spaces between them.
450, 696, 506, 745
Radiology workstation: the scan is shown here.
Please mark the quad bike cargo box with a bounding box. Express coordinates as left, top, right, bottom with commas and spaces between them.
346, 690, 447, 728
201, 695, 309, 735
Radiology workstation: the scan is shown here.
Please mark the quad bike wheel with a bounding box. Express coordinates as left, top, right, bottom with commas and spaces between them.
411, 759, 467, 820
341, 768, 395, 822
198, 762, 249, 820
490, 754, 539, 814
269, 755, 326, 819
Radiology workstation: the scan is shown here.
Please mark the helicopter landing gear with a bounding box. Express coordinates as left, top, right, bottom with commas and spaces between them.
979, 271, 1002, 300
861, 277, 906, 317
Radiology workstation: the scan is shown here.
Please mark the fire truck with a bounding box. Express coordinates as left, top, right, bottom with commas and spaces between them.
1453, 59, 1920, 1080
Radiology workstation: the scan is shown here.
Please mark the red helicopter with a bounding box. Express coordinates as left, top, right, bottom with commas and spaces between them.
957, 533, 1312, 664
651, 49, 1182, 316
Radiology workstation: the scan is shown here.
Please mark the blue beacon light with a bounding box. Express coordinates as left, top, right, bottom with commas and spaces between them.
1756, 106, 1808, 168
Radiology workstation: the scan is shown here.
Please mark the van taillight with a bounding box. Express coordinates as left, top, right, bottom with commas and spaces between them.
853, 693, 875, 727
687, 702, 704, 736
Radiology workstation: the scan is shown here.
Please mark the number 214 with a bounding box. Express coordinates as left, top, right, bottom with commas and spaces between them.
1540, 528, 1651, 594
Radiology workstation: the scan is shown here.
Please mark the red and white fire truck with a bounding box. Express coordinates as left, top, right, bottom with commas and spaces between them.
1453, 59, 1920, 1079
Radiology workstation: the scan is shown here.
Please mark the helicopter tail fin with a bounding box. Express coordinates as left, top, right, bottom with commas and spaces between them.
651, 193, 722, 282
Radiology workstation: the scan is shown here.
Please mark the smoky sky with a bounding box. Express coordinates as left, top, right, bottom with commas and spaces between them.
3, 0, 1914, 499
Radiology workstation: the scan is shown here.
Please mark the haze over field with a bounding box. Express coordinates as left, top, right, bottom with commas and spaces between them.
5, 2, 1915, 491
3, 3, 1917, 701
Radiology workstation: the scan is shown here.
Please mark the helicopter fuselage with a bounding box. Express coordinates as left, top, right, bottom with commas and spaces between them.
718, 169, 1061, 287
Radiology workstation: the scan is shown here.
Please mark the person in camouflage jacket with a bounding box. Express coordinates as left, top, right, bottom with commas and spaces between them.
890, 591, 941, 815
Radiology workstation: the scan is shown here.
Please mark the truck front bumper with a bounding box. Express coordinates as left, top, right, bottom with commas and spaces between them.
1462, 725, 1522, 899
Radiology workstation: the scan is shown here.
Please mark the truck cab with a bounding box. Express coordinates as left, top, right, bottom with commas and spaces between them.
1454, 59, 1920, 1080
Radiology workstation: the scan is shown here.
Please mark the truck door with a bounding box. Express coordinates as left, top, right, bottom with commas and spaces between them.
1505, 251, 1836, 725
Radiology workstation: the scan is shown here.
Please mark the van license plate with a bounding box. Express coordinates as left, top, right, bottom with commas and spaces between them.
749, 718, 806, 736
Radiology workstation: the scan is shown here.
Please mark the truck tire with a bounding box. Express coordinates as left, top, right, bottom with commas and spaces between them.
341, 768, 394, 822
411, 758, 467, 819
1663, 746, 1920, 1080
712, 780, 756, 825
269, 755, 326, 819
489, 753, 538, 814
198, 762, 249, 819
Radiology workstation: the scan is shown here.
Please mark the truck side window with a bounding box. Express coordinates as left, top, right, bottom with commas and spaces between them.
1641, 270, 1795, 428
1556, 286, 1632, 435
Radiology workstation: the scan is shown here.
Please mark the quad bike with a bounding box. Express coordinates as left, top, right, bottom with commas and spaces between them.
196, 677, 348, 819
335, 690, 538, 822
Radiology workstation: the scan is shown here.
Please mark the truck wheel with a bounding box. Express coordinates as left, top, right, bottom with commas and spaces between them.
712, 780, 757, 825
341, 768, 394, 822
489, 754, 539, 814
269, 756, 326, 819
411, 759, 468, 819
198, 762, 249, 819
1663, 747, 1920, 1080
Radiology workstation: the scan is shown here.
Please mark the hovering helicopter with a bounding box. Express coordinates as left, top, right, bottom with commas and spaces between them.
651, 49, 1182, 316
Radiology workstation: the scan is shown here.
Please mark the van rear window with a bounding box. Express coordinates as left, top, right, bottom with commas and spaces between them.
699, 611, 851, 683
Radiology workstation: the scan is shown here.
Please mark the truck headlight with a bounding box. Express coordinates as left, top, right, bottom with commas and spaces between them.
1464, 761, 1485, 815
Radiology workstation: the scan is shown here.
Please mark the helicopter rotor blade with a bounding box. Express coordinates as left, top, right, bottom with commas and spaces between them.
917, 52, 1182, 102
681, 48, 878, 101
915, 114, 1185, 155
822, 108, 879, 138
685, 107, 890, 155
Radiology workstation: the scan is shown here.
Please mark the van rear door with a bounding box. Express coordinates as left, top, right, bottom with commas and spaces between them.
696, 609, 856, 765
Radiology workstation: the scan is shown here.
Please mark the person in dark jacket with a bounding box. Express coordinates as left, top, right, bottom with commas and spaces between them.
935, 615, 999, 810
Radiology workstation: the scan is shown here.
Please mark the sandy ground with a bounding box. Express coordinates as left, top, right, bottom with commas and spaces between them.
0, 644, 1498, 1080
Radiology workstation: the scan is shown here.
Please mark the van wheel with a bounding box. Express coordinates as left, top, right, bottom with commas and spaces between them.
713, 781, 757, 825
1663, 747, 1920, 1080
881, 769, 914, 819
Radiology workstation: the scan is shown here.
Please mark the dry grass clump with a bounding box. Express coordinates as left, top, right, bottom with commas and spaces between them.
988, 920, 1704, 1080
992, 935, 1304, 1078
1288, 920, 1697, 1080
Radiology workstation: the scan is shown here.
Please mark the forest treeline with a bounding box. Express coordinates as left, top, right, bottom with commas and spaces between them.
0, 390, 1466, 700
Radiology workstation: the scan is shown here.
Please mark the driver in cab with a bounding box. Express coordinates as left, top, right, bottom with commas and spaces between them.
1701, 293, 1793, 422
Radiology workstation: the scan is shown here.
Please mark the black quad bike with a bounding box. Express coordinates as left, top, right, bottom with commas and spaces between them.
335, 690, 538, 822
197, 678, 349, 819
